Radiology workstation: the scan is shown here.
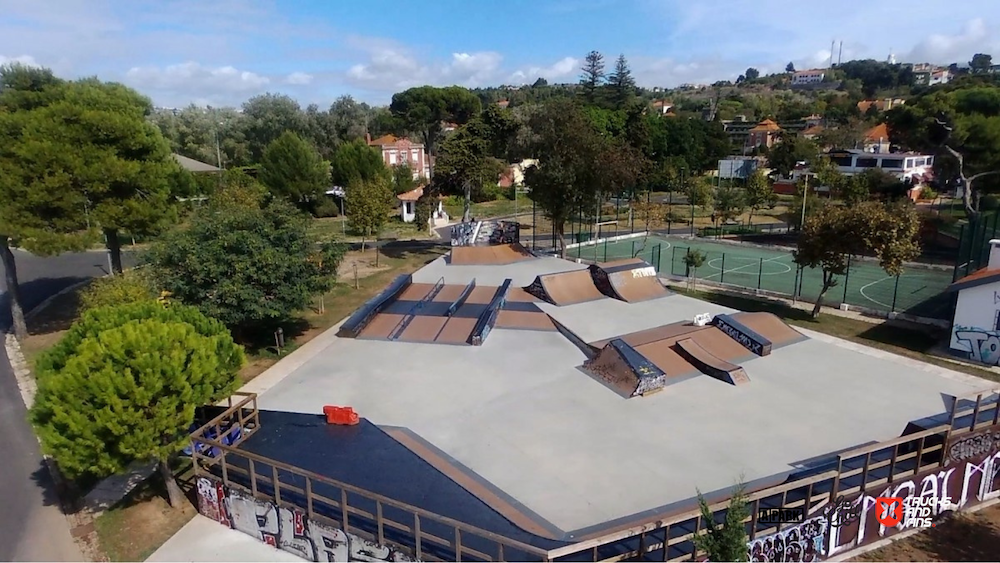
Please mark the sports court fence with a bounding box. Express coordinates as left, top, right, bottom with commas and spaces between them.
564, 236, 955, 322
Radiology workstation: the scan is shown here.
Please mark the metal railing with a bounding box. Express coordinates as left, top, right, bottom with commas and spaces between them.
192, 391, 999, 562
191, 395, 551, 562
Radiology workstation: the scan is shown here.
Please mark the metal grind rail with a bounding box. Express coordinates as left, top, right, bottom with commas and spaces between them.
389, 277, 446, 341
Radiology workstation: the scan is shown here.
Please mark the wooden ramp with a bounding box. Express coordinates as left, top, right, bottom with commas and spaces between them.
524, 269, 605, 306
450, 243, 535, 265
590, 259, 670, 303
675, 338, 750, 386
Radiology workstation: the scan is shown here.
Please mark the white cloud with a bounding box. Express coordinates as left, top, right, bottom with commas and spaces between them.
124, 62, 271, 106
285, 71, 314, 85
509, 56, 579, 84
0, 54, 40, 67
906, 18, 1000, 65
345, 36, 512, 91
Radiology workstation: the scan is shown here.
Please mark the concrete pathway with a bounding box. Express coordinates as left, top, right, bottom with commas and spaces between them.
146, 515, 306, 562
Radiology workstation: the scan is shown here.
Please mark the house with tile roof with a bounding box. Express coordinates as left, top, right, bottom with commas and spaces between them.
863, 123, 891, 153
746, 119, 782, 151
947, 239, 1000, 365
395, 185, 448, 225
367, 133, 430, 180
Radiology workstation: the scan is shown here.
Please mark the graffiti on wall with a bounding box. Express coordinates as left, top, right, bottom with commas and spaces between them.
748, 515, 827, 562
745, 424, 1000, 562
450, 222, 477, 246
951, 327, 1000, 365
196, 477, 418, 562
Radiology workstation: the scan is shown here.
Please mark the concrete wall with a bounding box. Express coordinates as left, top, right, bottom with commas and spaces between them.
950, 283, 1000, 365
197, 476, 418, 562
745, 423, 1000, 562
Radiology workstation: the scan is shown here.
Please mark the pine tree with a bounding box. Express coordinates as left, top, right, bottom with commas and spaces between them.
607, 54, 636, 109
30, 302, 245, 507
579, 50, 606, 105
693, 481, 750, 562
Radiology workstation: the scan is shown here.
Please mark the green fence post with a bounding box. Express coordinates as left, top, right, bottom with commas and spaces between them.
953, 223, 966, 282
668, 190, 673, 235
721, 253, 726, 285
891, 273, 901, 313
842, 255, 852, 304
632, 239, 637, 258
757, 257, 764, 290
604, 238, 608, 261
656, 243, 662, 271
672, 245, 678, 276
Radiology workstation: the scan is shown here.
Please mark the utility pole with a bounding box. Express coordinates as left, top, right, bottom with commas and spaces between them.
800, 174, 809, 231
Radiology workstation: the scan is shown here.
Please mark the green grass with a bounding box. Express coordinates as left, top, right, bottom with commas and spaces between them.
676, 287, 999, 382
308, 217, 431, 243
590, 235, 955, 320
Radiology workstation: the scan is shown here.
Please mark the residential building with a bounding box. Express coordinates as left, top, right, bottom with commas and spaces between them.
367, 134, 430, 180
825, 149, 934, 184
396, 185, 448, 225
497, 159, 539, 188
746, 119, 782, 151
791, 69, 825, 85
910, 63, 953, 86
651, 99, 674, 115
856, 98, 905, 114
862, 123, 891, 153
800, 124, 824, 141
497, 100, 510, 108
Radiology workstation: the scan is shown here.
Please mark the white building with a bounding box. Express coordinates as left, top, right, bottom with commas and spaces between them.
825, 149, 934, 184
396, 186, 448, 225
948, 240, 1000, 366
791, 70, 825, 85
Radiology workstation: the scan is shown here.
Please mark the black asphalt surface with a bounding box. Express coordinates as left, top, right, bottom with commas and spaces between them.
0, 248, 135, 561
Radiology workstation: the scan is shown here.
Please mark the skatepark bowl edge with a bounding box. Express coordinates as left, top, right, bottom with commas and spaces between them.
189, 249, 998, 561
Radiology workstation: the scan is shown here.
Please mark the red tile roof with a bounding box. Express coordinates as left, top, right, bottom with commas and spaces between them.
864, 123, 889, 142
749, 119, 781, 133
396, 186, 425, 202
949, 267, 1000, 292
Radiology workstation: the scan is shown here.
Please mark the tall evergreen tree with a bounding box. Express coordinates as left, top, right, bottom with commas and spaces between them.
579, 50, 606, 105
607, 54, 636, 109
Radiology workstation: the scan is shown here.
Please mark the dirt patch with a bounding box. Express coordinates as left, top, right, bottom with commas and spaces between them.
853, 503, 1000, 561
21, 283, 88, 365
93, 462, 197, 562
337, 250, 391, 281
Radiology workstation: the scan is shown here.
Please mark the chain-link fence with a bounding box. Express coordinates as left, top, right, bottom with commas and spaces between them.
565, 236, 954, 321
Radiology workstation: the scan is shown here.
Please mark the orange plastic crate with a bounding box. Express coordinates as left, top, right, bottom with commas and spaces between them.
323, 405, 360, 425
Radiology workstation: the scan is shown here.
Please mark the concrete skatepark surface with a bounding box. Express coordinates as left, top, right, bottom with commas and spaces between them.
235, 252, 993, 540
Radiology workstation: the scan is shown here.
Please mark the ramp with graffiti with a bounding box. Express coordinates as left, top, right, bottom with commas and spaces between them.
589, 258, 670, 303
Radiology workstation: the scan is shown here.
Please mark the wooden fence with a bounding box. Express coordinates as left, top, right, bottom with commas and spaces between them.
191, 389, 1000, 562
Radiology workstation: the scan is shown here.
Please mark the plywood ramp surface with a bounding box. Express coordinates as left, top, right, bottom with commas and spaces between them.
358, 313, 406, 339
599, 257, 646, 269
608, 272, 669, 303
398, 316, 449, 342
632, 342, 701, 378
731, 312, 807, 347
435, 317, 478, 344
506, 287, 540, 303
540, 270, 605, 305
432, 284, 469, 303
450, 243, 535, 265
465, 285, 500, 305
675, 337, 742, 373
690, 327, 756, 363
397, 283, 438, 301
495, 310, 556, 331
591, 322, 707, 350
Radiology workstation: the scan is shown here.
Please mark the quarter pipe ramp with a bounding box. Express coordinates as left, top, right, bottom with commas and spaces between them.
675, 338, 750, 386
450, 243, 535, 266
524, 269, 605, 306
590, 258, 669, 303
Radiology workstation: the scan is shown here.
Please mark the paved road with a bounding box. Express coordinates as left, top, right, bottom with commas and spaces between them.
0, 249, 134, 561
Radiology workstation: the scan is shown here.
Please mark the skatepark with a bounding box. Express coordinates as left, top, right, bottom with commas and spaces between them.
187, 227, 1000, 562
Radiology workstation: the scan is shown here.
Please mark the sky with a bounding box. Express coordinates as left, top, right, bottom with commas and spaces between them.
1, 0, 998, 108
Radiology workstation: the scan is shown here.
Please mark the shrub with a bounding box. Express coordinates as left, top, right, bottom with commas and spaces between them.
313, 196, 341, 218
79, 269, 159, 314
981, 194, 999, 211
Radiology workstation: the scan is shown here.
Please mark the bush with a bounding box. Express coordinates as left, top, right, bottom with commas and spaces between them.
313, 196, 341, 218
79, 269, 159, 314
471, 182, 509, 203
35, 301, 243, 381
666, 210, 690, 224
414, 193, 434, 228
919, 186, 938, 200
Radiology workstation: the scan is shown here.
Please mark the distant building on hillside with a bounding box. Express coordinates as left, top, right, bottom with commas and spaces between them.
862, 123, 891, 153
791, 69, 825, 85
910, 63, 953, 86
367, 134, 430, 180
746, 119, 782, 151
857, 98, 906, 114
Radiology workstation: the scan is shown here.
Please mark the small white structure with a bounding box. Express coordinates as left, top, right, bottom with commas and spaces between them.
396, 186, 448, 226
948, 239, 1000, 366
791, 69, 825, 85
693, 313, 713, 327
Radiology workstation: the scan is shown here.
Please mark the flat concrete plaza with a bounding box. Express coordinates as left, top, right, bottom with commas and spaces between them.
256, 253, 992, 539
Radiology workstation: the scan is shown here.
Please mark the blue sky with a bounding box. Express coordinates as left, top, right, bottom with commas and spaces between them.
1, 0, 998, 108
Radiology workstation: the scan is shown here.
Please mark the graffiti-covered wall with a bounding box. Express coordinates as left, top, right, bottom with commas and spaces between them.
197, 476, 418, 562
746, 424, 1000, 562
950, 284, 1000, 365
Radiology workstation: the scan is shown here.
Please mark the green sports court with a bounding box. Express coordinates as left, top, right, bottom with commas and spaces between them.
568, 235, 955, 320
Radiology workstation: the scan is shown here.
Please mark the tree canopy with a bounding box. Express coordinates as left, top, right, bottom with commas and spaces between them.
30, 301, 244, 506
258, 131, 330, 211
329, 138, 389, 188
144, 200, 344, 340
389, 86, 481, 174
